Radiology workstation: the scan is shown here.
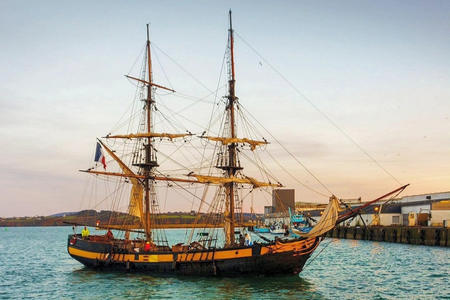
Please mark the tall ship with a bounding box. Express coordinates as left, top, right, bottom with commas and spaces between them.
67, 11, 407, 276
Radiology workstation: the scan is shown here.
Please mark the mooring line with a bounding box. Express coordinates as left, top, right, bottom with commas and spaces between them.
235, 31, 402, 186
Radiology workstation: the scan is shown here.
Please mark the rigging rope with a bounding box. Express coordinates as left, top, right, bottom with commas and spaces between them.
265, 151, 329, 198
240, 104, 334, 196
186, 46, 229, 243
152, 44, 175, 92
303, 238, 337, 270
153, 169, 215, 211
152, 42, 215, 94
235, 31, 402, 187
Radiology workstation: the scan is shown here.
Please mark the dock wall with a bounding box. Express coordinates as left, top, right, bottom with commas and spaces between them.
325, 226, 449, 247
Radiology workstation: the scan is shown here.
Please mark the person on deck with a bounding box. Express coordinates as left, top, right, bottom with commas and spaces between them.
106, 229, 114, 240
81, 226, 90, 239
144, 241, 151, 252
239, 234, 245, 246
244, 233, 252, 246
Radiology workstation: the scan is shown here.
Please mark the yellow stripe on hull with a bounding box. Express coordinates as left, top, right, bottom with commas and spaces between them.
68, 237, 319, 264
68, 246, 102, 260
68, 247, 172, 263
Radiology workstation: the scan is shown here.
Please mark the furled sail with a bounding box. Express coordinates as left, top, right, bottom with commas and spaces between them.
106, 133, 191, 140
128, 180, 143, 220
189, 174, 282, 188
97, 140, 144, 220
292, 195, 341, 238
202, 136, 268, 150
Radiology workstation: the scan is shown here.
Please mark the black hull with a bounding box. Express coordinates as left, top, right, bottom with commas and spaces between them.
67, 235, 321, 276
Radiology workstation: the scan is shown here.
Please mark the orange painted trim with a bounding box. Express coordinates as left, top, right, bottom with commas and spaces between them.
214, 248, 252, 260
261, 238, 319, 256
69, 246, 253, 264
68, 238, 319, 265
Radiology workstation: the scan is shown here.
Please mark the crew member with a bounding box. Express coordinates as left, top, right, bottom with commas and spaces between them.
239, 234, 245, 246
144, 241, 151, 252
244, 233, 252, 246
106, 229, 114, 240
81, 226, 90, 239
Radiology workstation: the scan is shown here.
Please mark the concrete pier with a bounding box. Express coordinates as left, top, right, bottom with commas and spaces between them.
326, 226, 449, 247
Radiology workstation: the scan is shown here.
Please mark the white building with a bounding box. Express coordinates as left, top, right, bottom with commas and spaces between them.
300, 191, 450, 227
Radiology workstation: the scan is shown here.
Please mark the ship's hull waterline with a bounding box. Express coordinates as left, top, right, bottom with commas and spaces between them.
67, 235, 321, 276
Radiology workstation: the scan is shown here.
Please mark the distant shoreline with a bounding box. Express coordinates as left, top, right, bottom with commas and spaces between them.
0, 223, 253, 229
0, 210, 258, 228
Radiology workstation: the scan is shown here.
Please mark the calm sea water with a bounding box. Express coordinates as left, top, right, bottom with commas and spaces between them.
0, 227, 448, 299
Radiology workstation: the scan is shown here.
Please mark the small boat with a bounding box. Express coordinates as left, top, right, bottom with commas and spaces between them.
269, 228, 286, 235
253, 226, 270, 233
289, 208, 313, 235
66, 10, 408, 276
269, 222, 286, 235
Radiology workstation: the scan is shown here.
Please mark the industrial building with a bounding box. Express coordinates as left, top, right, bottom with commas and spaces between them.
263, 189, 295, 226
263, 189, 295, 215
272, 189, 295, 213
304, 191, 450, 227
263, 190, 450, 228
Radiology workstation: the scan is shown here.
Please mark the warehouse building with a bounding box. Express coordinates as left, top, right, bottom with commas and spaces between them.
330, 191, 450, 227
263, 189, 295, 226
263, 190, 450, 228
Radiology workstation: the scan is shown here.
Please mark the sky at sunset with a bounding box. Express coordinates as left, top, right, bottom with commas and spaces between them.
1, 1, 449, 217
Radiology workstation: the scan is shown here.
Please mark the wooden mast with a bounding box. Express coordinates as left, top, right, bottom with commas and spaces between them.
225, 10, 238, 246
144, 24, 156, 242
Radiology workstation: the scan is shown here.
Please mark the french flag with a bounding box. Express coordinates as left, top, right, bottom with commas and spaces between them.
94, 142, 107, 169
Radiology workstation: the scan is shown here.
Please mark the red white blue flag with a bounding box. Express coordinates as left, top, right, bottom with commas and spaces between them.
94, 142, 107, 169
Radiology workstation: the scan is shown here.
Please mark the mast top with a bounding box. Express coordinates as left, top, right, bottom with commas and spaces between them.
228, 10, 236, 82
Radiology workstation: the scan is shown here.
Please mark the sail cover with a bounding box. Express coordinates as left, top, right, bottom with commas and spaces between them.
293, 195, 340, 238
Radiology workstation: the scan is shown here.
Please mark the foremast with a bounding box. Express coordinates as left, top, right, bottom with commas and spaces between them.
143, 24, 156, 242
110, 25, 176, 242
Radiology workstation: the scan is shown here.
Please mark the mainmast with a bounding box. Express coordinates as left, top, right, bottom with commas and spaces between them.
144, 24, 157, 242
224, 10, 238, 246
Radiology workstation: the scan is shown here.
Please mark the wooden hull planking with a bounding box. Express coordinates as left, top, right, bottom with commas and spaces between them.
67, 235, 321, 276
